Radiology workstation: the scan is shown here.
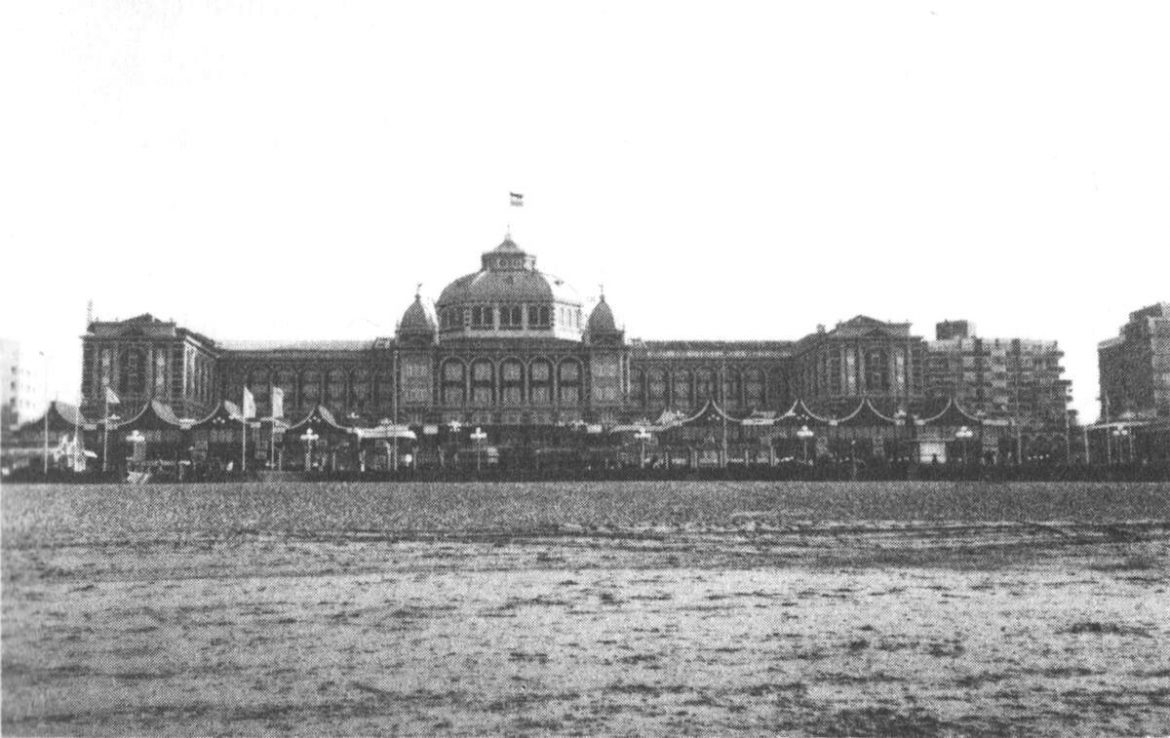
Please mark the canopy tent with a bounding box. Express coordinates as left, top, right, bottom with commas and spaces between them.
673, 399, 741, 428
774, 399, 833, 428
189, 400, 245, 428
116, 399, 184, 432
831, 398, 900, 428
917, 398, 983, 427
15, 401, 96, 434
286, 404, 351, 435
353, 424, 417, 441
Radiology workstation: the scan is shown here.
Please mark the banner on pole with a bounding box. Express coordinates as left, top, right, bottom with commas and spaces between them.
242, 387, 256, 419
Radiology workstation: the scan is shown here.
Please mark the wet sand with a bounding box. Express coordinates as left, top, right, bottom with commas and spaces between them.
3, 482, 1169, 735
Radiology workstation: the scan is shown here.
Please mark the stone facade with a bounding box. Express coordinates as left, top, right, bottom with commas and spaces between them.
77, 236, 1075, 466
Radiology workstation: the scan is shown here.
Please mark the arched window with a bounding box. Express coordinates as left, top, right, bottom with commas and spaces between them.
351, 368, 372, 412
326, 369, 347, 407
865, 349, 890, 392
828, 350, 844, 395
647, 369, 667, 405
375, 368, 395, 413
247, 369, 270, 416
118, 347, 147, 396
274, 369, 296, 417
471, 359, 494, 405
528, 305, 551, 328
500, 359, 524, 405
672, 370, 692, 406
628, 368, 645, 406
695, 368, 716, 401
301, 369, 322, 404
744, 369, 765, 406
529, 359, 552, 404
723, 370, 742, 408
441, 360, 466, 406
499, 305, 522, 330
558, 360, 581, 404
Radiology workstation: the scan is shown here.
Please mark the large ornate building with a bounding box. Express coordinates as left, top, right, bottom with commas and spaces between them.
74, 235, 1072, 470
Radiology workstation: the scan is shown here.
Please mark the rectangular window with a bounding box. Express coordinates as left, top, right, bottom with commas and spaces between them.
471, 306, 494, 330
531, 386, 550, 404
502, 386, 522, 405
559, 386, 580, 404
499, 305, 522, 329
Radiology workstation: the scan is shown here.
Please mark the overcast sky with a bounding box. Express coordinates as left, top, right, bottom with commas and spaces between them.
2, 1, 1168, 420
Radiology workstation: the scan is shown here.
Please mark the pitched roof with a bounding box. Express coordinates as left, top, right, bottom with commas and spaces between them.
285, 404, 351, 434
833, 398, 899, 427
917, 398, 983, 426
118, 399, 183, 430
775, 399, 833, 427
16, 401, 95, 433
190, 401, 245, 428
218, 339, 373, 352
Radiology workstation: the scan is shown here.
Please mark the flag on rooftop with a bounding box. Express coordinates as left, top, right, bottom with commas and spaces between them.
105, 387, 120, 405
509, 192, 524, 207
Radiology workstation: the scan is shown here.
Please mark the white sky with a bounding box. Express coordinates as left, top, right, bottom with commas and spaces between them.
2, 1, 1168, 420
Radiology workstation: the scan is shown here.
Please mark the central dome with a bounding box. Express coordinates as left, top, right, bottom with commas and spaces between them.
434, 236, 584, 341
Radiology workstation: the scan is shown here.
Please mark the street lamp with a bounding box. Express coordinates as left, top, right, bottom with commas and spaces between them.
634, 427, 651, 469
300, 427, 319, 471
470, 426, 487, 472
126, 430, 145, 468
1111, 426, 1131, 464
797, 425, 814, 463
956, 425, 974, 466
378, 417, 400, 472
102, 413, 120, 473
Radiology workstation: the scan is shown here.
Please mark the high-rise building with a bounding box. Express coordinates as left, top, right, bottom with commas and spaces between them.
1098, 303, 1170, 421
1, 338, 47, 431
923, 321, 1071, 456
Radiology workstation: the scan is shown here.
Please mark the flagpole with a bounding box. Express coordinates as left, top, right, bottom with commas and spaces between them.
41, 351, 49, 476
241, 393, 247, 475
102, 391, 109, 474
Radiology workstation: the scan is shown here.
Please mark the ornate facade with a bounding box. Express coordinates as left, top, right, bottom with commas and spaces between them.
77, 235, 1072, 469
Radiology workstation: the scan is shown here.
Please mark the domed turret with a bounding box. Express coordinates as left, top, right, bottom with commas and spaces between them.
587, 293, 623, 344
588, 295, 617, 333
397, 290, 437, 341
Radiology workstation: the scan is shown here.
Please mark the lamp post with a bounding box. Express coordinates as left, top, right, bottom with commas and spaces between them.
102, 413, 120, 474
126, 429, 145, 470
1111, 426, 1130, 464
797, 425, 814, 463
377, 417, 400, 473
956, 425, 974, 466
300, 427, 318, 471
471, 426, 487, 473
635, 426, 651, 469
850, 438, 857, 481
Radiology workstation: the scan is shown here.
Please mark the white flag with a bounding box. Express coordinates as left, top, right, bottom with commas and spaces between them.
242, 387, 256, 419
270, 386, 284, 419
509, 192, 524, 207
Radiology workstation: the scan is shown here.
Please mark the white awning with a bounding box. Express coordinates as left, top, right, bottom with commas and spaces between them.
353, 426, 417, 440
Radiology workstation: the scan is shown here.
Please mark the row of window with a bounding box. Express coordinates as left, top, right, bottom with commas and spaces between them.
629, 368, 766, 406
438, 304, 578, 331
